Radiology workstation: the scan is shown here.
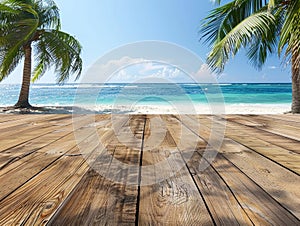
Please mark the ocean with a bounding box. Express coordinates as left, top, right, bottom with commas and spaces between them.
0, 83, 292, 114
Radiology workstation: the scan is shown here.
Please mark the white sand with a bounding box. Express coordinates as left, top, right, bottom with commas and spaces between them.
0, 103, 291, 114
72, 103, 291, 114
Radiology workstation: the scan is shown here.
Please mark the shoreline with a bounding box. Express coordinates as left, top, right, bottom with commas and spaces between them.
0, 103, 291, 114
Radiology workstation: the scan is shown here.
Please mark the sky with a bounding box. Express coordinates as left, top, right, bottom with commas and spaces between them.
2, 0, 292, 84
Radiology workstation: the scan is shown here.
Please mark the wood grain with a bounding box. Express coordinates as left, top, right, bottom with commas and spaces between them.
0, 114, 299, 225
163, 115, 253, 225
138, 115, 213, 225
48, 115, 145, 225
178, 115, 300, 221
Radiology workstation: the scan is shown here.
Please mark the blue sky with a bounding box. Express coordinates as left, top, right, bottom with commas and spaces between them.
2, 0, 292, 84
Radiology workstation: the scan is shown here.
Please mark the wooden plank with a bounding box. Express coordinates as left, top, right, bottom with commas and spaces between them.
183, 116, 300, 218
222, 133, 300, 174
282, 114, 300, 122
260, 114, 300, 125
179, 117, 300, 218
163, 115, 253, 225
221, 115, 300, 154
0, 150, 89, 225
0, 114, 104, 174
219, 138, 300, 219
233, 115, 300, 153
0, 115, 110, 201
0, 118, 74, 170
0, 114, 109, 153
0, 114, 40, 123
189, 153, 253, 225
0, 115, 73, 152
0, 114, 69, 136
0, 127, 91, 202
138, 115, 213, 225
227, 115, 300, 142
174, 115, 300, 225
209, 154, 300, 225
190, 116, 300, 175
48, 115, 145, 225
0, 115, 111, 224
0, 114, 58, 123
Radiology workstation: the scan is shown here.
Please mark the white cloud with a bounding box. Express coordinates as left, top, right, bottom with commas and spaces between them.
113, 69, 137, 82
147, 66, 183, 80
139, 62, 165, 75
82, 56, 145, 83
88, 59, 211, 83
170, 68, 181, 78
108, 62, 191, 83
193, 64, 217, 82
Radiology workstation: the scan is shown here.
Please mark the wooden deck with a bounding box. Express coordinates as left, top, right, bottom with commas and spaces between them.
0, 114, 299, 225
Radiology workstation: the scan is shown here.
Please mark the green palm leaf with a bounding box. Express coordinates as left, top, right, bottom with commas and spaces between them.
207, 11, 275, 72
201, 0, 266, 45
0, 2, 39, 80
32, 30, 82, 83
279, 0, 300, 69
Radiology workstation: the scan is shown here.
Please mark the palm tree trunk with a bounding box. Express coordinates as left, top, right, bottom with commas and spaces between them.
291, 52, 300, 113
15, 43, 32, 108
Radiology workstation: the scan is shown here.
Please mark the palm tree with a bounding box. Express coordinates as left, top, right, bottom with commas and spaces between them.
201, 0, 300, 113
0, 0, 82, 108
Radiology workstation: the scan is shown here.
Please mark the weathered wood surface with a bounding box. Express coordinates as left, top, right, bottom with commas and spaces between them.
0, 114, 299, 225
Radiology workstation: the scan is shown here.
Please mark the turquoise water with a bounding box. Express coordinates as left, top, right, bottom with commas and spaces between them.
0, 83, 292, 106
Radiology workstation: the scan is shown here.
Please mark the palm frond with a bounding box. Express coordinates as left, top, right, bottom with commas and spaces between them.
0, 19, 39, 77
32, 30, 82, 83
31, 36, 53, 82
0, 1, 23, 29
268, 0, 275, 10
246, 5, 283, 69
0, 15, 39, 79
34, 0, 60, 29
0, 47, 24, 81
278, 0, 300, 68
207, 11, 276, 73
0, 0, 40, 75
201, 0, 267, 45
0, 2, 19, 15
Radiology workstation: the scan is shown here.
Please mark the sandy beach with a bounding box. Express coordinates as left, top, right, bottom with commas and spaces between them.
0, 103, 291, 114
87, 103, 291, 114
